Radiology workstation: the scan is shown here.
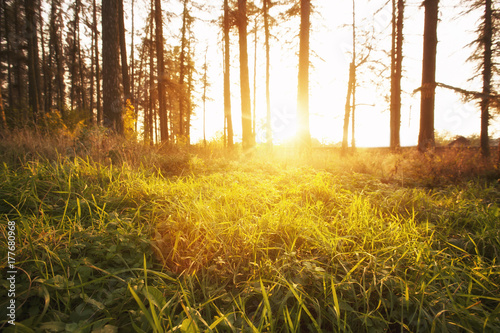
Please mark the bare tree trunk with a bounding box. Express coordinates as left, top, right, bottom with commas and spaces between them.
148, 4, 154, 143
480, 0, 492, 158
252, 18, 257, 141
76, 1, 87, 112
351, 0, 356, 150
297, 0, 311, 151
390, 0, 404, 150
102, 0, 123, 133
93, 0, 101, 124
202, 46, 208, 148
178, 0, 188, 142
223, 0, 233, 148
131, 0, 136, 131
418, 0, 439, 152
238, 0, 254, 150
25, 0, 42, 121
342, 62, 354, 152
154, 0, 168, 142
263, 0, 272, 149
118, 0, 131, 103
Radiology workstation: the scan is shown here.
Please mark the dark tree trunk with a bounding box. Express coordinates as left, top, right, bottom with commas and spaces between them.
418, 0, 439, 152
76, 0, 86, 112
25, 0, 42, 120
93, 0, 101, 124
480, 0, 492, 158
297, 0, 311, 151
118, 0, 131, 102
102, 0, 123, 133
48, 0, 65, 116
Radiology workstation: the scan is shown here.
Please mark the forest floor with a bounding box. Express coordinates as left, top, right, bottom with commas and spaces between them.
1, 128, 500, 332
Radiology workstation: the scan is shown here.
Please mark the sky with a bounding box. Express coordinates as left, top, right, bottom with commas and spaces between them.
130, 0, 494, 147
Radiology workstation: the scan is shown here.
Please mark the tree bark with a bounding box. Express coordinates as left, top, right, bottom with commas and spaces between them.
297, 0, 311, 151
223, 0, 234, 148
480, 0, 492, 158
238, 0, 254, 150
102, 0, 123, 133
390, 0, 404, 150
93, 0, 101, 124
418, 0, 439, 152
342, 62, 354, 152
154, 0, 168, 142
25, 0, 42, 121
118, 0, 131, 102
263, 0, 272, 148
178, 0, 188, 142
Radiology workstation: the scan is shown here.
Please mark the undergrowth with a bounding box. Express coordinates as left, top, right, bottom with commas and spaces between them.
0, 129, 499, 332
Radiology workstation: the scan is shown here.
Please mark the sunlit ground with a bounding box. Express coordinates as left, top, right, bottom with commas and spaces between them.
1, 129, 500, 330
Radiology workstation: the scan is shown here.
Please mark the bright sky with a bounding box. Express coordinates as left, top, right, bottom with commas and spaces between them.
134, 0, 495, 147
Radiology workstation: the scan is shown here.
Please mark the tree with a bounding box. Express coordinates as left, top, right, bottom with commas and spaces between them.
263, 0, 272, 148
390, 0, 404, 150
479, 0, 493, 157
118, 0, 131, 103
342, 62, 354, 152
25, 0, 43, 120
102, 0, 123, 133
237, 0, 254, 150
418, 0, 439, 152
466, 0, 496, 158
223, 0, 234, 148
67, 0, 87, 113
178, 0, 187, 143
155, 0, 168, 142
48, 0, 66, 116
90, 0, 101, 123
297, 0, 311, 151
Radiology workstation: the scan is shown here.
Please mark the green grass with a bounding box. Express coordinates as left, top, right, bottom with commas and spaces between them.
1, 130, 500, 332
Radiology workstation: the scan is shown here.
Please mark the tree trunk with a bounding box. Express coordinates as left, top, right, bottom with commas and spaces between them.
102, 0, 123, 133
253, 18, 257, 141
390, 0, 404, 150
418, 0, 439, 152
342, 62, 354, 152
351, 0, 356, 149
118, 0, 131, 102
223, 0, 233, 148
480, 0, 492, 158
93, 0, 101, 124
238, 0, 254, 150
25, 0, 42, 121
76, 1, 87, 112
154, 0, 168, 143
178, 0, 188, 142
148, 3, 154, 143
297, 0, 311, 151
263, 0, 272, 148
202, 46, 208, 148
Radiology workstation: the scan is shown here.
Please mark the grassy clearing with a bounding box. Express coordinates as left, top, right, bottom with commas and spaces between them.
1, 130, 500, 332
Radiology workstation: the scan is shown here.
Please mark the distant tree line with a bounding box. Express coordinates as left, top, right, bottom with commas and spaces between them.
0, 0, 498, 156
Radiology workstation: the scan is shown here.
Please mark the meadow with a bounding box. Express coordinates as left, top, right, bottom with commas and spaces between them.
1, 128, 500, 332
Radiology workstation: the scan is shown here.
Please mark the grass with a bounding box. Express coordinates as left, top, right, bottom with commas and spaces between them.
0, 128, 500, 332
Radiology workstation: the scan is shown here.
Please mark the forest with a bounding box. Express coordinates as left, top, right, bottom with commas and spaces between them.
1, 0, 500, 331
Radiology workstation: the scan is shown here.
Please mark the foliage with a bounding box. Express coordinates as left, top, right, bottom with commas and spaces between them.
1, 129, 500, 331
